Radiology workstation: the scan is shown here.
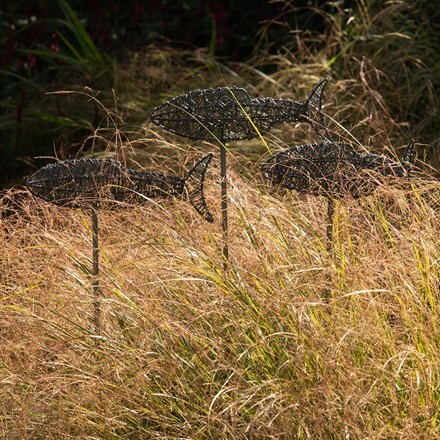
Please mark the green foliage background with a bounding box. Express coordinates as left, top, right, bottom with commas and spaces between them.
0, 0, 439, 185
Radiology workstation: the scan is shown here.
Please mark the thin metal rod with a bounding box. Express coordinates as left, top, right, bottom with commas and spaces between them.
324, 197, 335, 302
92, 208, 100, 335
326, 197, 335, 254
220, 144, 229, 271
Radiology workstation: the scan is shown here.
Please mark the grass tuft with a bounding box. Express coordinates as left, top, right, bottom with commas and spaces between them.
2, 144, 439, 437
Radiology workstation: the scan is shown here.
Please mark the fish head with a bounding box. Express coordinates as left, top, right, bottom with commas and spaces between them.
27, 158, 125, 208
27, 166, 46, 194
27, 162, 72, 205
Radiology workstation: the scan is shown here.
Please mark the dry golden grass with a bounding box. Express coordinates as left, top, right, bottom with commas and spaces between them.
1, 1, 439, 436
1, 145, 439, 438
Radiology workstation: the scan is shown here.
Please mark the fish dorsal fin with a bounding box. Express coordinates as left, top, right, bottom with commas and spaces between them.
171, 86, 252, 107
224, 86, 252, 104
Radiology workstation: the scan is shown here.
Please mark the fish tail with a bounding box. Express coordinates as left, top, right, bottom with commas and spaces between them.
402, 139, 416, 173
184, 153, 214, 222
304, 78, 331, 141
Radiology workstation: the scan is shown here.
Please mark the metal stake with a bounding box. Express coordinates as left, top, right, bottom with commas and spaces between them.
220, 144, 229, 271
92, 208, 100, 336
326, 197, 335, 254
324, 197, 335, 302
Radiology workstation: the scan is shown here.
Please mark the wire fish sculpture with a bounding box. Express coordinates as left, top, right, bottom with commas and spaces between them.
27, 154, 214, 222
261, 140, 416, 198
150, 79, 329, 142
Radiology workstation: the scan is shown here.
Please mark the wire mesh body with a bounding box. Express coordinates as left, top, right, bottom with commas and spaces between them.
150, 79, 328, 142
261, 140, 415, 199
28, 155, 214, 222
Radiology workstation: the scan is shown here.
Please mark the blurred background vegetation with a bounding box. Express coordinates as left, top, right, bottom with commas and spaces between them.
1, 0, 439, 186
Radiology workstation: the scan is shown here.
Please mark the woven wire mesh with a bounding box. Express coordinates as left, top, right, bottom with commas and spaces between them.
261, 141, 415, 199
151, 79, 328, 142
27, 155, 214, 221
184, 154, 214, 222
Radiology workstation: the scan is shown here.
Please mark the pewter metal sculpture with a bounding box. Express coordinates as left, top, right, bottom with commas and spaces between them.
27, 154, 213, 334
261, 140, 415, 199
27, 155, 214, 221
150, 79, 329, 142
261, 139, 415, 256
151, 79, 329, 269
261, 139, 415, 300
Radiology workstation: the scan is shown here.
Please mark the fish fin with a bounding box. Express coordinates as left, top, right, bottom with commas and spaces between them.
305, 78, 333, 142
402, 139, 416, 172
184, 154, 214, 222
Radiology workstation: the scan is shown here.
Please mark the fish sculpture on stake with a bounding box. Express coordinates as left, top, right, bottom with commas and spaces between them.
27, 154, 214, 335
150, 79, 330, 142
151, 79, 329, 268
261, 139, 416, 255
